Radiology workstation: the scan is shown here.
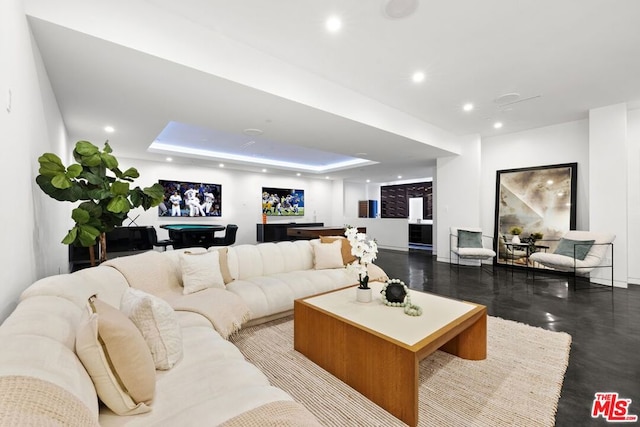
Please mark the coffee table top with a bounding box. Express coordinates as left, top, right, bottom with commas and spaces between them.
301, 281, 480, 346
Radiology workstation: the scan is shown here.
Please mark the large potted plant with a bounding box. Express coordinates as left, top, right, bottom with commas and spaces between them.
36, 140, 164, 265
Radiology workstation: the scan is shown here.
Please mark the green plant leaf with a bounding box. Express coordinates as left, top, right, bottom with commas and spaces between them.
61, 227, 78, 245
82, 153, 102, 167
78, 225, 101, 247
111, 181, 130, 196
71, 207, 90, 224
82, 171, 104, 185
78, 201, 102, 218
103, 142, 113, 154
38, 153, 66, 177
87, 188, 112, 200
36, 175, 81, 202
120, 167, 140, 179
143, 183, 165, 206
101, 152, 118, 170
66, 164, 83, 178
75, 141, 99, 157
51, 174, 72, 189
107, 195, 130, 213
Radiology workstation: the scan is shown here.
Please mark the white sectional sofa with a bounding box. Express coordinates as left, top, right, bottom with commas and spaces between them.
0, 239, 387, 426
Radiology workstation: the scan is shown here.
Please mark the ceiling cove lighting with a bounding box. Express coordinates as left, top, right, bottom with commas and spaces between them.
326, 16, 342, 32
493, 122, 503, 129
463, 103, 474, 112
412, 71, 425, 83
148, 142, 375, 173
104, 126, 115, 133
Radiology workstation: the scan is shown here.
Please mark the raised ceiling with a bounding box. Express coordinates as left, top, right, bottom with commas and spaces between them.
25, 0, 640, 182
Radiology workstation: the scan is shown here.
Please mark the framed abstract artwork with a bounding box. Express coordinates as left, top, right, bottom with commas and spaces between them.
494, 163, 577, 266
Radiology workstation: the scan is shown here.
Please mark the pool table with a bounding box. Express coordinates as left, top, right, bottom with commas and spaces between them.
160, 224, 225, 249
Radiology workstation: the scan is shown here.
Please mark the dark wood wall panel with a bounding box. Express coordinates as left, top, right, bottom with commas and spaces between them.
381, 182, 432, 219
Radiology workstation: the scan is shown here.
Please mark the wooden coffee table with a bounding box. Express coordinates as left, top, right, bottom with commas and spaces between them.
294, 282, 486, 427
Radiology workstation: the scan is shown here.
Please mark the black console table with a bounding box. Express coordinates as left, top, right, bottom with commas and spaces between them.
69, 226, 156, 272
256, 222, 323, 242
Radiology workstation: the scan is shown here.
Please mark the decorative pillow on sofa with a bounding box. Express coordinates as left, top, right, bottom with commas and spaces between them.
554, 238, 595, 260
208, 246, 234, 284
311, 239, 344, 270
458, 230, 483, 248
75, 297, 155, 415
320, 235, 357, 265
120, 288, 183, 370
180, 251, 225, 294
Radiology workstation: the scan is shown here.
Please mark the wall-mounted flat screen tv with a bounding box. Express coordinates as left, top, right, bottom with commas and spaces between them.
158, 179, 222, 217
262, 187, 304, 216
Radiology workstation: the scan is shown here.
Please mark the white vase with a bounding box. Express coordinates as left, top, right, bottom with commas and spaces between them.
512, 235, 520, 243
356, 287, 372, 303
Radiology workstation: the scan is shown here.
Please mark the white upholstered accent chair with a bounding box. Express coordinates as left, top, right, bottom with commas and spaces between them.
449, 227, 496, 269
497, 234, 528, 263
529, 230, 615, 289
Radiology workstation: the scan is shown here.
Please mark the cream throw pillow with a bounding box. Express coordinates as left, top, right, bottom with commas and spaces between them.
312, 239, 344, 270
320, 235, 357, 265
120, 288, 183, 370
208, 246, 234, 284
76, 297, 155, 415
180, 251, 225, 294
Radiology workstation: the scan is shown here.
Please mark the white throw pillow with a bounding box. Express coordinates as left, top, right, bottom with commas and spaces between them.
120, 288, 183, 370
312, 239, 344, 270
75, 298, 155, 415
180, 251, 225, 294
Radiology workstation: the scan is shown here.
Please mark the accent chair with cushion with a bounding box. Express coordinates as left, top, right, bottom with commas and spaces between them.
449, 227, 496, 269
529, 230, 615, 289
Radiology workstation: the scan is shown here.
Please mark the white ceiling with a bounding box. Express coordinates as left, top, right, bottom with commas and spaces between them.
25, 0, 640, 183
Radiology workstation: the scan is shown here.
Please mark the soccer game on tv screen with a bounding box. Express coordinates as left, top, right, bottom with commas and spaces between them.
158, 179, 222, 217
262, 187, 304, 216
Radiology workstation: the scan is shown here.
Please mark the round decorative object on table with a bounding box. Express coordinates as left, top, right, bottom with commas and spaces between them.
356, 287, 372, 303
384, 280, 407, 303
381, 279, 423, 316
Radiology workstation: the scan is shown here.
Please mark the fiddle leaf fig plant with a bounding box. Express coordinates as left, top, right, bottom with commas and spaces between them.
36, 140, 164, 263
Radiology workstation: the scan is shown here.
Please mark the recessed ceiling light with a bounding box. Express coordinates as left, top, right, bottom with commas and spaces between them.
325, 176, 330, 179
262, 168, 267, 173
366, 179, 371, 183
493, 122, 503, 129
463, 103, 474, 112
296, 172, 301, 177
547, 180, 554, 185
326, 16, 342, 32
219, 163, 224, 168
104, 126, 115, 133
243, 128, 263, 136
166, 157, 173, 162
382, 0, 419, 19
397, 175, 402, 179
412, 71, 425, 83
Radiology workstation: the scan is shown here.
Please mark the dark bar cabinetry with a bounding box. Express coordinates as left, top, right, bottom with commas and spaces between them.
256, 222, 324, 242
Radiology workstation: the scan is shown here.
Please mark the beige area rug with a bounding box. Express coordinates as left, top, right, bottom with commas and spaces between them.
231, 316, 571, 427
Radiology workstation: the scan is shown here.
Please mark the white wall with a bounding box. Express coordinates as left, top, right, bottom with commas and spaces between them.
0, 0, 70, 321
122, 158, 337, 245
628, 109, 640, 284
436, 135, 482, 262
589, 104, 628, 287
480, 120, 590, 235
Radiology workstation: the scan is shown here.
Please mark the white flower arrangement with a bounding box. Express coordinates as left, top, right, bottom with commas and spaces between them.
344, 225, 378, 289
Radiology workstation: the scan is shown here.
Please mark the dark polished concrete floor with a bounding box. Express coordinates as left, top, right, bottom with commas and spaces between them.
375, 248, 640, 427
